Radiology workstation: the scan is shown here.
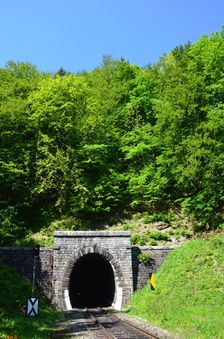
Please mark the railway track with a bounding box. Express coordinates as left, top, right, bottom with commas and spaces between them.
87, 308, 160, 339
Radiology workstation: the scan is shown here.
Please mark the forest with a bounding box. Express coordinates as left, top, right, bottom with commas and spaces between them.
0, 28, 224, 245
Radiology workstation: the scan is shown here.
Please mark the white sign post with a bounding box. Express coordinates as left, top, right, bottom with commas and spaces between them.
27, 297, 39, 316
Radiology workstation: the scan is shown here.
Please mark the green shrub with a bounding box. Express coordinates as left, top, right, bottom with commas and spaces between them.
131, 234, 147, 246
211, 236, 224, 249
0, 206, 25, 246
123, 222, 132, 230
49, 216, 83, 231
149, 212, 173, 223
180, 229, 191, 238
192, 222, 206, 232
174, 233, 181, 240
147, 230, 171, 241
132, 213, 141, 221
149, 239, 157, 246
218, 223, 224, 230
138, 252, 152, 264
143, 214, 154, 224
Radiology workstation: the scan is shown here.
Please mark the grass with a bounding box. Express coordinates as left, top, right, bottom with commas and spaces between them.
0, 265, 58, 339
127, 236, 224, 339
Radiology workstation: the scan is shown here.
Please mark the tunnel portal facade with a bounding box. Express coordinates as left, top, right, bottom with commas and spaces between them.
53, 231, 133, 310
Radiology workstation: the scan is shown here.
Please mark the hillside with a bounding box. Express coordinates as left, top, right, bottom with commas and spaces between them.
127, 236, 224, 339
0, 28, 224, 246
0, 265, 57, 338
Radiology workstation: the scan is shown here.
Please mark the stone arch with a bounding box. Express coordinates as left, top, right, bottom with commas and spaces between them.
60, 244, 130, 310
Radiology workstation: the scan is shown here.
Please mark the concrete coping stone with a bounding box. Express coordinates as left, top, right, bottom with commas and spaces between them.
136, 245, 179, 250
54, 231, 131, 237
0, 247, 53, 251
0, 247, 33, 251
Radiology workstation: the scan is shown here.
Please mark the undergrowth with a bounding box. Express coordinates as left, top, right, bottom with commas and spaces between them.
127, 236, 224, 339
0, 265, 58, 338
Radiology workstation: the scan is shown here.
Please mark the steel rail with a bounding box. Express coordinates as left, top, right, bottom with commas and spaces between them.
87, 308, 116, 339
111, 313, 160, 339
87, 307, 161, 339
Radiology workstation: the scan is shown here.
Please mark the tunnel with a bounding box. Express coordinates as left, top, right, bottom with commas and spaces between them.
69, 253, 115, 308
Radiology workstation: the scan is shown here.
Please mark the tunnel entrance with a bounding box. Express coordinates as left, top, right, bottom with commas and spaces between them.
69, 253, 115, 308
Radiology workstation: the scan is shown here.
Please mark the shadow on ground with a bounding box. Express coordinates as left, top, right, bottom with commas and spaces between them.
52, 309, 97, 338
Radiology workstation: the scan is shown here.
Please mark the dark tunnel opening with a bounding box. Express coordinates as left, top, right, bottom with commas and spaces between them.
69, 253, 115, 308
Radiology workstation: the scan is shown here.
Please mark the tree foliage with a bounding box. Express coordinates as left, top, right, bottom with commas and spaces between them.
1, 29, 224, 244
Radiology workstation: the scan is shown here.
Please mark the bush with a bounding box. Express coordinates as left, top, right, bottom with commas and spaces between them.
131, 234, 147, 246
143, 214, 154, 224
50, 217, 81, 230
132, 213, 141, 221
138, 252, 152, 264
149, 239, 157, 246
148, 212, 174, 223
0, 206, 25, 246
123, 222, 132, 230
172, 229, 191, 240
147, 230, 171, 241
192, 222, 207, 232
218, 223, 224, 230
211, 236, 224, 249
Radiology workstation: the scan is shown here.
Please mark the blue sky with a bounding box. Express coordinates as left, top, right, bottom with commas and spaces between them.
1, 0, 223, 73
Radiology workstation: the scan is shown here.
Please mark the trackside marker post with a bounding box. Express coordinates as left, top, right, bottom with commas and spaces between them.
32, 244, 40, 295
150, 273, 156, 290
27, 244, 40, 316
27, 297, 39, 316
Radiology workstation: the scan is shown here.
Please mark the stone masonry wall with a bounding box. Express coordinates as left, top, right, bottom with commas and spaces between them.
0, 239, 176, 308
0, 247, 53, 300
132, 246, 177, 290
53, 231, 133, 310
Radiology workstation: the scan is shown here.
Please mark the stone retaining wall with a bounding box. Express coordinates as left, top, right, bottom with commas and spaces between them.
0, 236, 176, 308
132, 246, 177, 290
0, 247, 53, 300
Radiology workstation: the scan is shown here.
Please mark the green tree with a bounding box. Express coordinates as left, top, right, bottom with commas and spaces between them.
0, 62, 42, 243
29, 74, 90, 220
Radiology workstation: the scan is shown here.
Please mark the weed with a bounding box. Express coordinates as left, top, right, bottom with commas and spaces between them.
147, 230, 171, 241
131, 234, 147, 246
217, 223, 224, 230
192, 222, 206, 232
151, 212, 173, 223
138, 252, 152, 264
149, 239, 157, 246
173, 229, 191, 240
123, 223, 132, 230
211, 236, 224, 248
132, 213, 141, 221
143, 214, 154, 224
174, 233, 181, 240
